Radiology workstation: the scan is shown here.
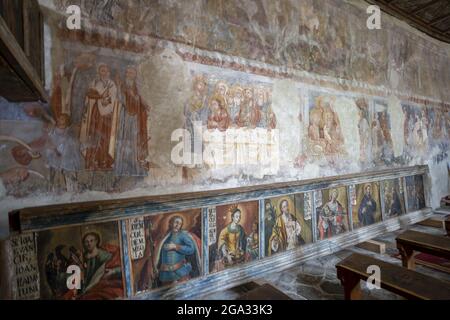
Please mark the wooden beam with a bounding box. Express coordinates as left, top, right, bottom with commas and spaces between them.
0, 14, 47, 101
429, 13, 450, 26
366, 0, 450, 43
411, 0, 440, 15
416, 217, 445, 229
356, 240, 386, 254
8, 165, 429, 233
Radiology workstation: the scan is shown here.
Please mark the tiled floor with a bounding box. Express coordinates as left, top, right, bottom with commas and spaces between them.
202, 221, 450, 300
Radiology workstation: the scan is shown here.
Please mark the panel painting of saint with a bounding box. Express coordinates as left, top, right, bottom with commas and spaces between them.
37, 222, 125, 299
129, 209, 202, 294
382, 178, 406, 219
352, 182, 382, 229
264, 193, 313, 257
315, 187, 350, 240
405, 175, 426, 212
209, 201, 259, 273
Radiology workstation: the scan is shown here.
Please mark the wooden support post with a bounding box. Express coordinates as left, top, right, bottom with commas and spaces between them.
445, 216, 450, 237
337, 268, 362, 300
356, 240, 386, 254
397, 243, 415, 270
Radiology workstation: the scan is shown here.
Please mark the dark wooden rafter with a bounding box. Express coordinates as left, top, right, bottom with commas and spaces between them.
0, 0, 47, 102
411, 0, 440, 15
367, 0, 450, 43
429, 13, 450, 26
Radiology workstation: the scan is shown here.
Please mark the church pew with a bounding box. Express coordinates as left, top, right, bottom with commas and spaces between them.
336, 252, 450, 300
238, 283, 292, 300
445, 216, 450, 237
396, 230, 450, 269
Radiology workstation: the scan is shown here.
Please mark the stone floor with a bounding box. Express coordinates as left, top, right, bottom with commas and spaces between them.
201, 219, 450, 300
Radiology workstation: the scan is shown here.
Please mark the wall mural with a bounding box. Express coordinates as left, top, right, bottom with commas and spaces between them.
372, 100, 395, 166
37, 221, 124, 300
0, 47, 448, 200
264, 193, 313, 256
127, 209, 202, 294
306, 93, 346, 159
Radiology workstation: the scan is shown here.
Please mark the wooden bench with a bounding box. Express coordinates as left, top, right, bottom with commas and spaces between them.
238, 283, 292, 300
445, 216, 450, 237
336, 253, 450, 300
396, 230, 450, 269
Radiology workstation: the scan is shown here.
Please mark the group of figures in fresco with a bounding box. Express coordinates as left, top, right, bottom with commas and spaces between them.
49, 54, 151, 191
302, 92, 449, 169
0, 52, 152, 195
185, 75, 277, 133
1, 54, 449, 196
36, 174, 425, 299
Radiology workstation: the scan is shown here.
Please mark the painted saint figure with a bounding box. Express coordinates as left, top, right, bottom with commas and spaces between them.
207, 95, 230, 131
154, 216, 201, 286
264, 201, 277, 256
54, 231, 124, 300
45, 114, 82, 192
318, 189, 347, 239
385, 184, 403, 218
269, 199, 304, 255
217, 206, 246, 266
80, 63, 119, 170
358, 184, 377, 226
246, 221, 259, 261
114, 66, 150, 176
236, 87, 261, 128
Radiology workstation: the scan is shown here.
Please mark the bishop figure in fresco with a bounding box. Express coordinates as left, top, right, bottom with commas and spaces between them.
80, 63, 119, 170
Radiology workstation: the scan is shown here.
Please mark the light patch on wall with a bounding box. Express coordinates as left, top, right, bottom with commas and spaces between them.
272, 79, 301, 166
428, 161, 448, 208
138, 48, 190, 183
332, 97, 359, 160
387, 96, 405, 157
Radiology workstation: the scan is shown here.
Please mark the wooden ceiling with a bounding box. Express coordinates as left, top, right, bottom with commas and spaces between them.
367, 0, 450, 43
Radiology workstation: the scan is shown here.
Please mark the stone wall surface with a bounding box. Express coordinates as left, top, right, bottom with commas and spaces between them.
0, 0, 449, 240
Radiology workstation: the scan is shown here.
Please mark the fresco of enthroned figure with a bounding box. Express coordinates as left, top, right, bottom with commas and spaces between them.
307, 95, 345, 157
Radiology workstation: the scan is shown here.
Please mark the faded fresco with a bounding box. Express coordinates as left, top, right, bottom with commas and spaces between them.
306, 93, 346, 160
0, 0, 449, 244
382, 178, 406, 219
264, 193, 313, 256
351, 182, 382, 229
182, 70, 278, 181
209, 201, 259, 273
37, 221, 124, 299
128, 209, 202, 293
402, 103, 429, 160
405, 175, 426, 212
372, 100, 395, 165
315, 187, 350, 240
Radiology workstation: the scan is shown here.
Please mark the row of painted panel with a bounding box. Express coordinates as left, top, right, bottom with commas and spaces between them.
29, 175, 424, 299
